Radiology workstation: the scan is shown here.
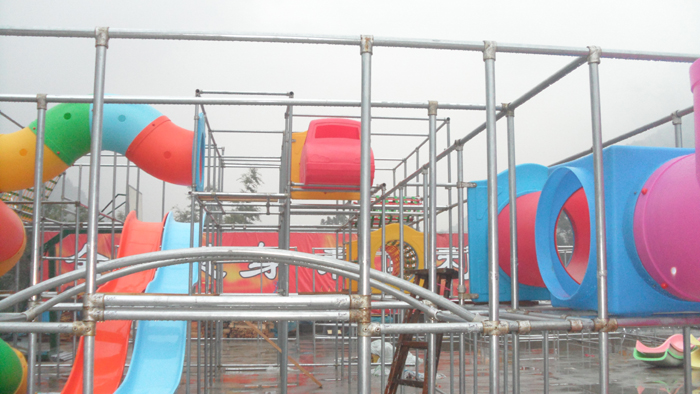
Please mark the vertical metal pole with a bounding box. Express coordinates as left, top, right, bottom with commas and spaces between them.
473, 333, 478, 394
278, 103, 293, 393
447, 126, 456, 394
186, 100, 200, 394
543, 331, 549, 394
216, 232, 223, 371
12, 261, 19, 348
456, 146, 466, 394
506, 106, 518, 309
161, 180, 166, 219
335, 231, 341, 374
426, 101, 439, 394
357, 34, 374, 394
136, 169, 141, 218
83, 27, 109, 394
125, 160, 130, 214
111, 152, 117, 256
399, 188, 405, 283
506, 106, 521, 394
588, 45, 609, 394
684, 326, 693, 394
381, 198, 387, 390
673, 111, 683, 148
484, 40, 500, 394
423, 170, 429, 276
416, 150, 421, 200
504, 335, 508, 394
27, 94, 47, 394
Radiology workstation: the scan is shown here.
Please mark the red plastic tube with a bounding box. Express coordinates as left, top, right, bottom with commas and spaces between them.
125, 116, 194, 186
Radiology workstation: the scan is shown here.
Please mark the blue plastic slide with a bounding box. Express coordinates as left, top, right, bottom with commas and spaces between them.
114, 214, 199, 394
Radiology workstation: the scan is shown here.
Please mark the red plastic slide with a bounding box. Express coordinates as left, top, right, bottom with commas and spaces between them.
61, 212, 164, 394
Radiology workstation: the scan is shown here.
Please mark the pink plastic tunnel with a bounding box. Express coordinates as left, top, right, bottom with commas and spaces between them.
631, 60, 700, 302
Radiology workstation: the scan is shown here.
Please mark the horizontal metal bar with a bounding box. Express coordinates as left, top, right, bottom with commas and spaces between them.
50, 303, 83, 311
371, 317, 597, 335
373, 133, 429, 137
2, 27, 696, 61
616, 315, 700, 328
0, 94, 493, 110
211, 129, 285, 134
3, 200, 79, 206
102, 294, 352, 309
198, 90, 293, 97
103, 310, 350, 321
374, 322, 483, 335
192, 192, 288, 200
0, 322, 78, 334
293, 113, 447, 122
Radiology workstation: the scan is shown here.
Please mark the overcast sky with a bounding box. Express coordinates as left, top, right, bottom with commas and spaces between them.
1, 1, 698, 228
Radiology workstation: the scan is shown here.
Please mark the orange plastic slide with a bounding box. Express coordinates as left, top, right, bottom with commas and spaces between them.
61, 212, 164, 394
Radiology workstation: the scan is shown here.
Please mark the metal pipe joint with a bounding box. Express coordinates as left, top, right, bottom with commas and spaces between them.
594, 318, 618, 332
456, 181, 476, 188
483, 320, 509, 336
359, 322, 373, 337
672, 111, 682, 125
95, 26, 109, 47
368, 323, 382, 336
350, 294, 371, 325
350, 294, 371, 310
36, 94, 47, 110
483, 40, 496, 61
83, 293, 105, 323
73, 321, 94, 336
428, 100, 438, 116
458, 285, 467, 301
421, 299, 440, 321
569, 319, 585, 333
517, 320, 532, 334
503, 102, 513, 117
588, 45, 601, 64
360, 35, 373, 54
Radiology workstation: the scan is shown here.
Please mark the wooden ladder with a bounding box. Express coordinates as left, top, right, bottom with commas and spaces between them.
384, 268, 459, 394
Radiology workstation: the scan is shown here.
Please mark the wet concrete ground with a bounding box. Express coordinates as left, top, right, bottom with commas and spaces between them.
24, 326, 699, 393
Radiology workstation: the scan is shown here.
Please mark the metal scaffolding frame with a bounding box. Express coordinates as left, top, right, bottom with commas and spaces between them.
0, 25, 698, 394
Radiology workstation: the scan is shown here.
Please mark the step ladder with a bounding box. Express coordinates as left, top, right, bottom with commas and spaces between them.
384, 268, 459, 394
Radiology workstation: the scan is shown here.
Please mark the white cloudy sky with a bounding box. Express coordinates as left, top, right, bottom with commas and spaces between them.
1, 1, 698, 228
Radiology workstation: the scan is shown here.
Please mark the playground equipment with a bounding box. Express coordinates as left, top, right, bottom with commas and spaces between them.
291, 119, 374, 200
0, 103, 204, 191
0, 338, 27, 394
300, 119, 374, 188
0, 25, 699, 394
113, 215, 199, 394
532, 61, 700, 316
345, 223, 424, 293
471, 60, 700, 315
62, 212, 165, 394
634, 334, 700, 368
468, 163, 550, 302
0, 200, 26, 277
536, 145, 698, 315
0, 103, 205, 278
